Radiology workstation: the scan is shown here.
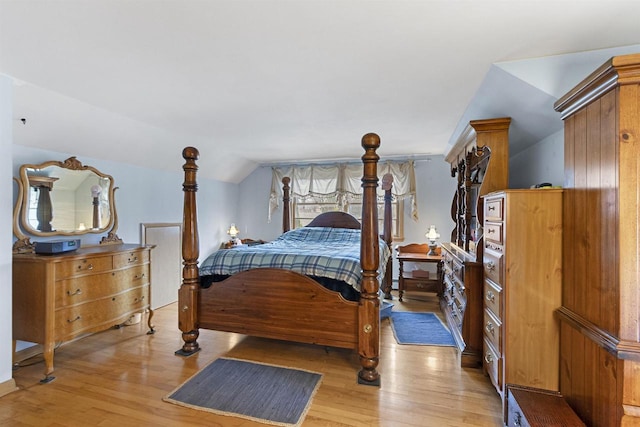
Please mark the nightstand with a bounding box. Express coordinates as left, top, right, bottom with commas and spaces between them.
221, 238, 266, 249
396, 243, 443, 301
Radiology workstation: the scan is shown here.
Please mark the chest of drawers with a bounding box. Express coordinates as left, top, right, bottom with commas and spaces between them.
440, 242, 483, 367
482, 190, 562, 418
13, 244, 154, 382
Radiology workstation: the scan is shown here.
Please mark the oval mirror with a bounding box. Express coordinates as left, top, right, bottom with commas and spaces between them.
17, 157, 116, 237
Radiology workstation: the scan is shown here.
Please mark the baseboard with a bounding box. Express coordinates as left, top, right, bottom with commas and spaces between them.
0, 378, 18, 397
13, 344, 43, 364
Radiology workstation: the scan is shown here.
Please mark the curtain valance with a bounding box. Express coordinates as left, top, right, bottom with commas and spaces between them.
268, 160, 418, 222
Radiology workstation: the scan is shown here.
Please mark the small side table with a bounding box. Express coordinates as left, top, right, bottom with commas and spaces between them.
396, 243, 443, 301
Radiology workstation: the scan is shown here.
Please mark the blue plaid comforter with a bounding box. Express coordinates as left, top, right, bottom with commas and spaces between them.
199, 227, 391, 292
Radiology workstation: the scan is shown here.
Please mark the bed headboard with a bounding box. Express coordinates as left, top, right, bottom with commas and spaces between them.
306, 211, 361, 229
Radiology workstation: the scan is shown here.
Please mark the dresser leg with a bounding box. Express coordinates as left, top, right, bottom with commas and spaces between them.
41, 342, 55, 383
146, 308, 155, 334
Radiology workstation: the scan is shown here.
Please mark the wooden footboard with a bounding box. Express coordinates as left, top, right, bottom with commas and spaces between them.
199, 269, 358, 348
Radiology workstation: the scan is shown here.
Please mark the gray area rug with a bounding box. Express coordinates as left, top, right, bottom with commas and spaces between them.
390, 311, 456, 346
164, 357, 322, 427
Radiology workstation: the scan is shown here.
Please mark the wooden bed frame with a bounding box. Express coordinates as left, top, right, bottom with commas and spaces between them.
177, 133, 389, 385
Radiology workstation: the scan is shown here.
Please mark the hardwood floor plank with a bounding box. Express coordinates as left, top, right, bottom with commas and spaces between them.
2, 293, 502, 426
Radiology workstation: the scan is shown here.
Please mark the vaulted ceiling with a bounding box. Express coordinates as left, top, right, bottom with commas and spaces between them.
2, 1, 639, 183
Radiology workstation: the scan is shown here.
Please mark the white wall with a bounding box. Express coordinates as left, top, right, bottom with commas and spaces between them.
1, 75, 15, 391
509, 130, 564, 189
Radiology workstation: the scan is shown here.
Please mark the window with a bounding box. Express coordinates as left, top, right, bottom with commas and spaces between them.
270, 160, 417, 242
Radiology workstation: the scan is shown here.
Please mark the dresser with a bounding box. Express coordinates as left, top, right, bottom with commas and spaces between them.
442, 117, 511, 368
482, 190, 562, 418
13, 244, 154, 382
440, 243, 483, 367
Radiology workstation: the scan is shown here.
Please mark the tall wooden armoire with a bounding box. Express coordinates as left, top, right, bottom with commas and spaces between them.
554, 53, 640, 426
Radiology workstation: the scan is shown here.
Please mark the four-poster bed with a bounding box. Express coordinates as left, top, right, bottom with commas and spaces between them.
176, 133, 389, 385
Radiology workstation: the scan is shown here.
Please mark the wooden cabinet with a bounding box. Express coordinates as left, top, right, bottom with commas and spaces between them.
440, 242, 483, 367
395, 243, 443, 301
13, 244, 154, 382
506, 385, 585, 427
482, 190, 563, 417
442, 117, 510, 367
553, 53, 640, 426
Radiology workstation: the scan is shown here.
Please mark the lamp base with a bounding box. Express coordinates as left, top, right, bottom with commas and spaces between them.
428, 243, 438, 256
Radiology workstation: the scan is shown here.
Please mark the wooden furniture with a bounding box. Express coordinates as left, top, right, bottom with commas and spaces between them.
553, 53, 640, 426
221, 238, 266, 249
12, 244, 154, 383
12, 156, 123, 254
506, 385, 585, 427
482, 190, 563, 418
440, 243, 483, 367
395, 243, 442, 301
442, 117, 510, 367
177, 133, 391, 386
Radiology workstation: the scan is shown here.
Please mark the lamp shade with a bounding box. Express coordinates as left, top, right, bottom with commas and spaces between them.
227, 223, 239, 238
425, 225, 440, 242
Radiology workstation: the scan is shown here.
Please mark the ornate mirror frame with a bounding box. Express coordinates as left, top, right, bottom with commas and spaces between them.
13, 156, 122, 253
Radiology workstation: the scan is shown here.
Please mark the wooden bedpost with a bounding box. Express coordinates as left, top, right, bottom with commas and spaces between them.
381, 173, 393, 299
282, 176, 291, 233
358, 132, 381, 386
176, 146, 201, 356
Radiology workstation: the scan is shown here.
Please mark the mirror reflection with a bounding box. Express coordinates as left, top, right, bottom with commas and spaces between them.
17, 158, 116, 236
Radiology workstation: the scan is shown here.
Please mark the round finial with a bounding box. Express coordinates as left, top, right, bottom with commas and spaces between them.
182, 146, 199, 161
282, 176, 291, 185
361, 133, 381, 150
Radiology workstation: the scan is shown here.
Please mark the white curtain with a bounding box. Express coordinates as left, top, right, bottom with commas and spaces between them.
269, 160, 418, 222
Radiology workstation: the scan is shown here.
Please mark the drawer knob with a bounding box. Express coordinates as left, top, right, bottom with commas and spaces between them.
128, 256, 138, 263
485, 261, 495, 271
486, 291, 495, 302
487, 228, 495, 234
488, 205, 495, 211
67, 288, 82, 296
78, 263, 93, 271
484, 352, 493, 363
485, 322, 495, 335
134, 273, 146, 280
67, 315, 81, 323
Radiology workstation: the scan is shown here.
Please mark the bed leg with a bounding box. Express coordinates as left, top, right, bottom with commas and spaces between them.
357, 362, 381, 386
175, 330, 200, 357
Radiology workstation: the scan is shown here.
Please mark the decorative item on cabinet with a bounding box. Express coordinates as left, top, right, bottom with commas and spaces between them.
442, 117, 510, 368
482, 189, 563, 421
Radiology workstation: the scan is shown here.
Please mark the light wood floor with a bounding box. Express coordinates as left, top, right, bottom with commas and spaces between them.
1, 292, 503, 426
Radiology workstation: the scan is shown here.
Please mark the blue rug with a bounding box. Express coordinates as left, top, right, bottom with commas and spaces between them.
390, 312, 456, 346
164, 357, 322, 426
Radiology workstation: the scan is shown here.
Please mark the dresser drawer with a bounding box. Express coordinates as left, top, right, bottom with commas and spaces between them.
485, 197, 504, 222
113, 249, 149, 269
55, 286, 149, 338
484, 222, 503, 245
55, 255, 113, 278
484, 308, 502, 352
484, 279, 502, 318
484, 338, 501, 392
483, 248, 503, 285
55, 265, 150, 307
